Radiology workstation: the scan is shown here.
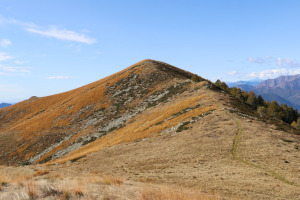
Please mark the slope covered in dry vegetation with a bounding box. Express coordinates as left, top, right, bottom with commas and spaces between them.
0, 59, 201, 165
0, 59, 299, 199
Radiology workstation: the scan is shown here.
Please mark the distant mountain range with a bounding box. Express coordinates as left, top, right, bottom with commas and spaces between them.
227, 79, 262, 87
228, 74, 300, 110
0, 103, 12, 108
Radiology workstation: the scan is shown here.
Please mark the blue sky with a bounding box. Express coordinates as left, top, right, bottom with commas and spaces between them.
0, 0, 300, 103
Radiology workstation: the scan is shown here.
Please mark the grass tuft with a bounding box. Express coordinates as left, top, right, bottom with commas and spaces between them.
98, 175, 124, 185
26, 182, 38, 200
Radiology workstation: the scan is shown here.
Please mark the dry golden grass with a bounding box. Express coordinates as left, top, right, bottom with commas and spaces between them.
1, 59, 179, 165
46, 172, 64, 180
0, 165, 224, 200
0, 174, 10, 184
26, 182, 38, 199
34, 170, 50, 176
99, 175, 124, 185
141, 184, 221, 200
48, 94, 217, 164
0, 174, 10, 191
85, 174, 124, 186
0, 60, 143, 160
73, 185, 84, 197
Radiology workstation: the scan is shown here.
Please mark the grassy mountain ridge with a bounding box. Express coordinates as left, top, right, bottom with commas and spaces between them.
0, 60, 299, 199
0, 59, 204, 165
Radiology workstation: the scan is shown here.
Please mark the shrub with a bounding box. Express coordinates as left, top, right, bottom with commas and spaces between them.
191, 75, 202, 82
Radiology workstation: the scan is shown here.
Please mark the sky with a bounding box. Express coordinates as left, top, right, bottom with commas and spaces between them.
0, 0, 300, 103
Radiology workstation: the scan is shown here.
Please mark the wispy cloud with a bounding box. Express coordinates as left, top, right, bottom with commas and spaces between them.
247, 56, 271, 64
46, 76, 73, 80
0, 39, 12, 47
249, 68, 300, 79
0, 16, 96, 45
227, 70, 246, 76
245, 56, 300, 79
227, 71, 241, 75
248, 56, 300, 68
14, 60, 28, 65
0, 52, 12, 62
276, 57, 300, 68
26, 27, 96, 45
0, 66, 31, 73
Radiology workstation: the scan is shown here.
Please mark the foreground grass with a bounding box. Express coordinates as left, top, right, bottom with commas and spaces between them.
141, 185, 220, 200
0, 166, 219, 200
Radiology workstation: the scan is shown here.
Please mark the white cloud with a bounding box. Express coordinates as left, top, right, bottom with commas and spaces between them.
248, 56, 300, 68
228, 70, 245, 76
0, 66, 31, 73
249, 68, 300, 79
1, 16, 96, 45
26, 27, 96, 45
0, 39, 12, 47
14, 60, 28, 65
247, 56, 271, 64
0, 52, 12, 62
228, 71, 237, 75
248, 57, 265, 64
47, 76, 73, 80
276, 57, 300, 68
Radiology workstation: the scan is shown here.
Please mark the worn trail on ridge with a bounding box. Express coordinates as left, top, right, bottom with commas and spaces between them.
210, 93, 300, 188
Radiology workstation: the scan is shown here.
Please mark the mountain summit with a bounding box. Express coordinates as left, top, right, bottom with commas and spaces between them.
0, 59, 208, 165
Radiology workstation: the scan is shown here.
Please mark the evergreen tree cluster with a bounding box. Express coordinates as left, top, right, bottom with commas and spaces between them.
191, 74, 204, 82
215, 80, 300, 128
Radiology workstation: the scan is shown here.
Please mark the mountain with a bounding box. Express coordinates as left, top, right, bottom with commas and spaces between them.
232, 83, 256, 91
255, 74, 300, 110
0, 103, 12, 108
227, 79, 262, 88
229, 75, 300, 110
227, 79, 261, 94
0, 60, 299, 199
0, 59, 197, 166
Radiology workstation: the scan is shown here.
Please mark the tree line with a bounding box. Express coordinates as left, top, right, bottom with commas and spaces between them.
214, 80, 300, 129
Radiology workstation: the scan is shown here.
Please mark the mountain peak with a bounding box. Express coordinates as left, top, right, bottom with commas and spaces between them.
127, 59, 195, 80
0, 60, 203, 165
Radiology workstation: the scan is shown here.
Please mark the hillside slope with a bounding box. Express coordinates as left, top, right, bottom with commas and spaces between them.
0, 60, 299, 199
0, 59, 201, 165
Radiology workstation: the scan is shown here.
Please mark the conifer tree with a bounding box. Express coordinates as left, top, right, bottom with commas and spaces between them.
215, 79, 221, 87
247, 91, 258, 108
267, 101, 280, 118
257, 95, 264, 107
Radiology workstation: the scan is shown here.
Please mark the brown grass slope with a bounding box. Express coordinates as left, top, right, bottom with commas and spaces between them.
0, 59, 202, 165
0, 59, 299, 199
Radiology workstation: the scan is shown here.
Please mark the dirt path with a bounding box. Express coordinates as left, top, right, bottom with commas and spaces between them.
231, 117, 300, 187
211, 93, 300, 188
